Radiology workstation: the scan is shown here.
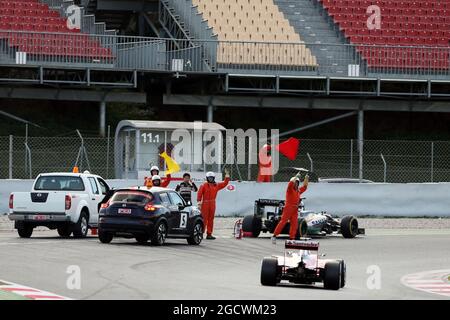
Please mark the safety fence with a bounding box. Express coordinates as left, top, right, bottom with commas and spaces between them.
0, 30, 449, 79
0, 135, 114, 180
1, 135, 449, 183
243, 139, 450, 183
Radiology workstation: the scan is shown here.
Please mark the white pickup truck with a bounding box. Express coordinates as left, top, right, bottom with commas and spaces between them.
9, 172, 111, 238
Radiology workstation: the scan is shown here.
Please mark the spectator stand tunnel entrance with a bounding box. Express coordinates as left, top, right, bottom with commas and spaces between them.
114, 120, 226, 182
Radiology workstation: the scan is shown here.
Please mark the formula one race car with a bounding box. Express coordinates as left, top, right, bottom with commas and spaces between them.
261, 239, 346, 290
243, 198, 365, 238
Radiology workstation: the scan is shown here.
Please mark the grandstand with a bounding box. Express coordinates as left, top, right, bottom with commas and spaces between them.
192, 0, 317, 68
0, 0, 448, 76
0, 0, 114, 65
322, 0, 450, 70
0, 0, 449, 134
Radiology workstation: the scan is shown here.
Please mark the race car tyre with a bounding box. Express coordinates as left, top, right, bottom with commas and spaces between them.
151, 220, 167, 246
98, 230, 113, 243
338, 260, 346, 288
17, 224, 33, 238
261, 257, 279, 286
187, 221, 203, 245
340, 215, 358, 238
324, 261, 341, 290
72, 211, 89, 238
57, 225, 72, 238
242, 215, 262, 238
295, 218, 308, 239
135, 234, 150, 244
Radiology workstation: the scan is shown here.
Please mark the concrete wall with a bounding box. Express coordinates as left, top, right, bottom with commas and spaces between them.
2, 180, 450, 217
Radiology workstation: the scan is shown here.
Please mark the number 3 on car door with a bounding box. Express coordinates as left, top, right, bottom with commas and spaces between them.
179, 213, 188, 228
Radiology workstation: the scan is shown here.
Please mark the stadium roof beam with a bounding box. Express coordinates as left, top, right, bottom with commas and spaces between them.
163, 94, 450, 113
0, 87, 146, 104
224, 74, 450, 98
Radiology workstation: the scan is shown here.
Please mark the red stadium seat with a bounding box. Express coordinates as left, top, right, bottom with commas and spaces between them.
0, 0, 113, 60
321, 0, 450, 69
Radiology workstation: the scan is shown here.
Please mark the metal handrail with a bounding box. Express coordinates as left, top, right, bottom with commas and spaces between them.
0, 30, 449, 79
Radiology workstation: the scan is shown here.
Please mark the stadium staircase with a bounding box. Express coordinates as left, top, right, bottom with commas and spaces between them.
159, 0, 218, 72
274, 0, 353, 75
162, 0, 318, 73
83, 0, 133, 33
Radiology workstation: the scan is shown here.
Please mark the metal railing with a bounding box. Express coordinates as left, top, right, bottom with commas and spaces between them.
0, 30, 449, 79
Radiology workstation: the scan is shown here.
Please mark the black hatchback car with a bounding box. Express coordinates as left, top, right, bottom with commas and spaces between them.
98, 187, 203, 245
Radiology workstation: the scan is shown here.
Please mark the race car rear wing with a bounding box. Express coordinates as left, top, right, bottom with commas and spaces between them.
285, 239, 319, 251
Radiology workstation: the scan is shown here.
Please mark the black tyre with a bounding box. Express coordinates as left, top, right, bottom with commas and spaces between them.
187, 220, 203, 245
151, 220, 167, 246
242, 215, 262, 238
295, 218, 308, 239
98, 230, 113, 243
338, 260, 346, 288
17, 224, 33, 238
340, 215, 358, 238
57, 225, 72, 238
323, 261, 341, 290
73, 211, 89, 238
261, 257, 279, 286
135, 234, 150, 244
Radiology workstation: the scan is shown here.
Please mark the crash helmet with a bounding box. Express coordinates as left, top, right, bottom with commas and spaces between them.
150, 165, 159, 176
291, 176, 301, 187
206, 171, 215, 183
151, 175, 161, 186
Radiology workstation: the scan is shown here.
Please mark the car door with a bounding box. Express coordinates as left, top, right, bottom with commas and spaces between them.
87, 177, 103, 225
96, 177, 112, 205
159, 192, 178, 231
167, 191, 190, 234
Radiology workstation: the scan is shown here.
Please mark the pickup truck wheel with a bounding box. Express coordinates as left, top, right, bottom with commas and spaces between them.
98, 230, 113, 243
17, 224, 33, 238
57, 225, 72, 238
73, 211, 89, 238
151, 220, 167, 246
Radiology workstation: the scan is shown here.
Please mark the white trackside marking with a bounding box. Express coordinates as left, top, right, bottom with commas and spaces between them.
401, 270, 450, 298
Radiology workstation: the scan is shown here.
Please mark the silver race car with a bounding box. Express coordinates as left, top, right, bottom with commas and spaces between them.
243, 198, 365, 238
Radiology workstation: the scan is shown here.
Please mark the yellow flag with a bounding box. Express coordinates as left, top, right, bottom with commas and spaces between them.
159, 152, 181, 175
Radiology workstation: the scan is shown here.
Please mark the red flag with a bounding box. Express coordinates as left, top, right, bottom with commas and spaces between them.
276, 137, 300, 160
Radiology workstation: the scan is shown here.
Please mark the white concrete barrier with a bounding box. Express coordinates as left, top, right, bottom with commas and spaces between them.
1, 179, 450, 217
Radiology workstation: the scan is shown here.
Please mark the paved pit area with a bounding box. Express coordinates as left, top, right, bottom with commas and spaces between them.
0, 216, 449, 300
